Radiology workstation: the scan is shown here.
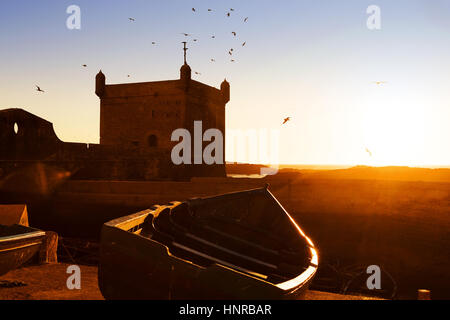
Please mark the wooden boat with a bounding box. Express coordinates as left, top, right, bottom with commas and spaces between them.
0, 224, 46, 276
99, 186, 318, 299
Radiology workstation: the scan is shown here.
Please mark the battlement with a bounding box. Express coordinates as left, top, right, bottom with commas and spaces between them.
96, 71, 229, 103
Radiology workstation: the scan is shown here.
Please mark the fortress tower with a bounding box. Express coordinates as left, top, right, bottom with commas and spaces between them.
95, 46, 230, 179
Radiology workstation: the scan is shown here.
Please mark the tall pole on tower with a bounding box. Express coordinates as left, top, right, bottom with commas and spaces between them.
182, 41, 188, 65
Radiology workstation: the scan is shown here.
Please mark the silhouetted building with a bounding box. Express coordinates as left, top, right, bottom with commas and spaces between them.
95, 59, 229, 179
0, 55, 230, 181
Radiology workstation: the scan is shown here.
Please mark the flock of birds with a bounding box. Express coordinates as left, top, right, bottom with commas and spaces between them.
32, 6, 386, 138
128, 7, 248, 68
35, 7, 250, 95
179, 7, 248, 67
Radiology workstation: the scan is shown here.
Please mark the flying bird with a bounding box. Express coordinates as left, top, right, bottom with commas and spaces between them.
194, 71, 201, 75
208, 9, 212, 12
227, 12, 231, 17
35, 85, 45, 93
193, 39, 198, 42
151, 41, 156, 45
231, 59, 235, 62
210, 59, 215, 62
82, 64, 87, 67
373, 81, 387, 85
127, 75, 131, 78
282, 117, 291, 125
230, 8, 234, 11
211, 35, 215, 39
365, 148, 373, 157
242, 42, 246, 46
232, 32, 237, 36
192, 8, 196, 12
128, 17, 135, 22
244, 17, 248, 22
228, 50, 233, 55
180, 33, 191, 36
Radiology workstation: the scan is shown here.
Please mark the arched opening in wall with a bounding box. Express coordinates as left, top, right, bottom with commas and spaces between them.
148, 134, 158, 148
13, 122, 19, 135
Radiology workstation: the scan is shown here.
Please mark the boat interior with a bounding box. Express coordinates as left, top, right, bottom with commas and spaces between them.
137, 188, 315, 284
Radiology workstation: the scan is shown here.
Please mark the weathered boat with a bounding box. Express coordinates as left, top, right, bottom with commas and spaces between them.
0, 224, 46, 276
99, 186, 318, 299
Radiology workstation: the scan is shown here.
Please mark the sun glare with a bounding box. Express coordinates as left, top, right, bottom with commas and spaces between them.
361, 87, 428, 167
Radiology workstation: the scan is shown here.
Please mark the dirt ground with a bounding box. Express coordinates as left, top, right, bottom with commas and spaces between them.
0, 263, 380, 300
0, 263, 103, 300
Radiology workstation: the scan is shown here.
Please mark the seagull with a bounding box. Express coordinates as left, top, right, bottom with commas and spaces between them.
128, 17, 135, 22
282, 117, 291, 125
244, 17, 248, 22
242, 42, 246, 46
365, 148, 373, 157
232, 31, 237, 36
35, 85, 45, 93
373, 81, 387, 85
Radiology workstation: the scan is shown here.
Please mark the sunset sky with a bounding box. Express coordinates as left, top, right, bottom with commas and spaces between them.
1, 0, 449, 167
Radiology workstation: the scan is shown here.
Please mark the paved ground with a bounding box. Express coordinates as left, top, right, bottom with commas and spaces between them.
0, 263, 381, 300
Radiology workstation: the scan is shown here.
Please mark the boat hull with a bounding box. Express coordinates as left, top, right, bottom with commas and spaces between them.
0, 225, 46, 276
99, 188, 318, 300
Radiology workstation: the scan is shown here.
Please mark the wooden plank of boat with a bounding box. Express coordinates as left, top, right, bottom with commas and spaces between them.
0, 224, 46, 276
99, 187, 318, 299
